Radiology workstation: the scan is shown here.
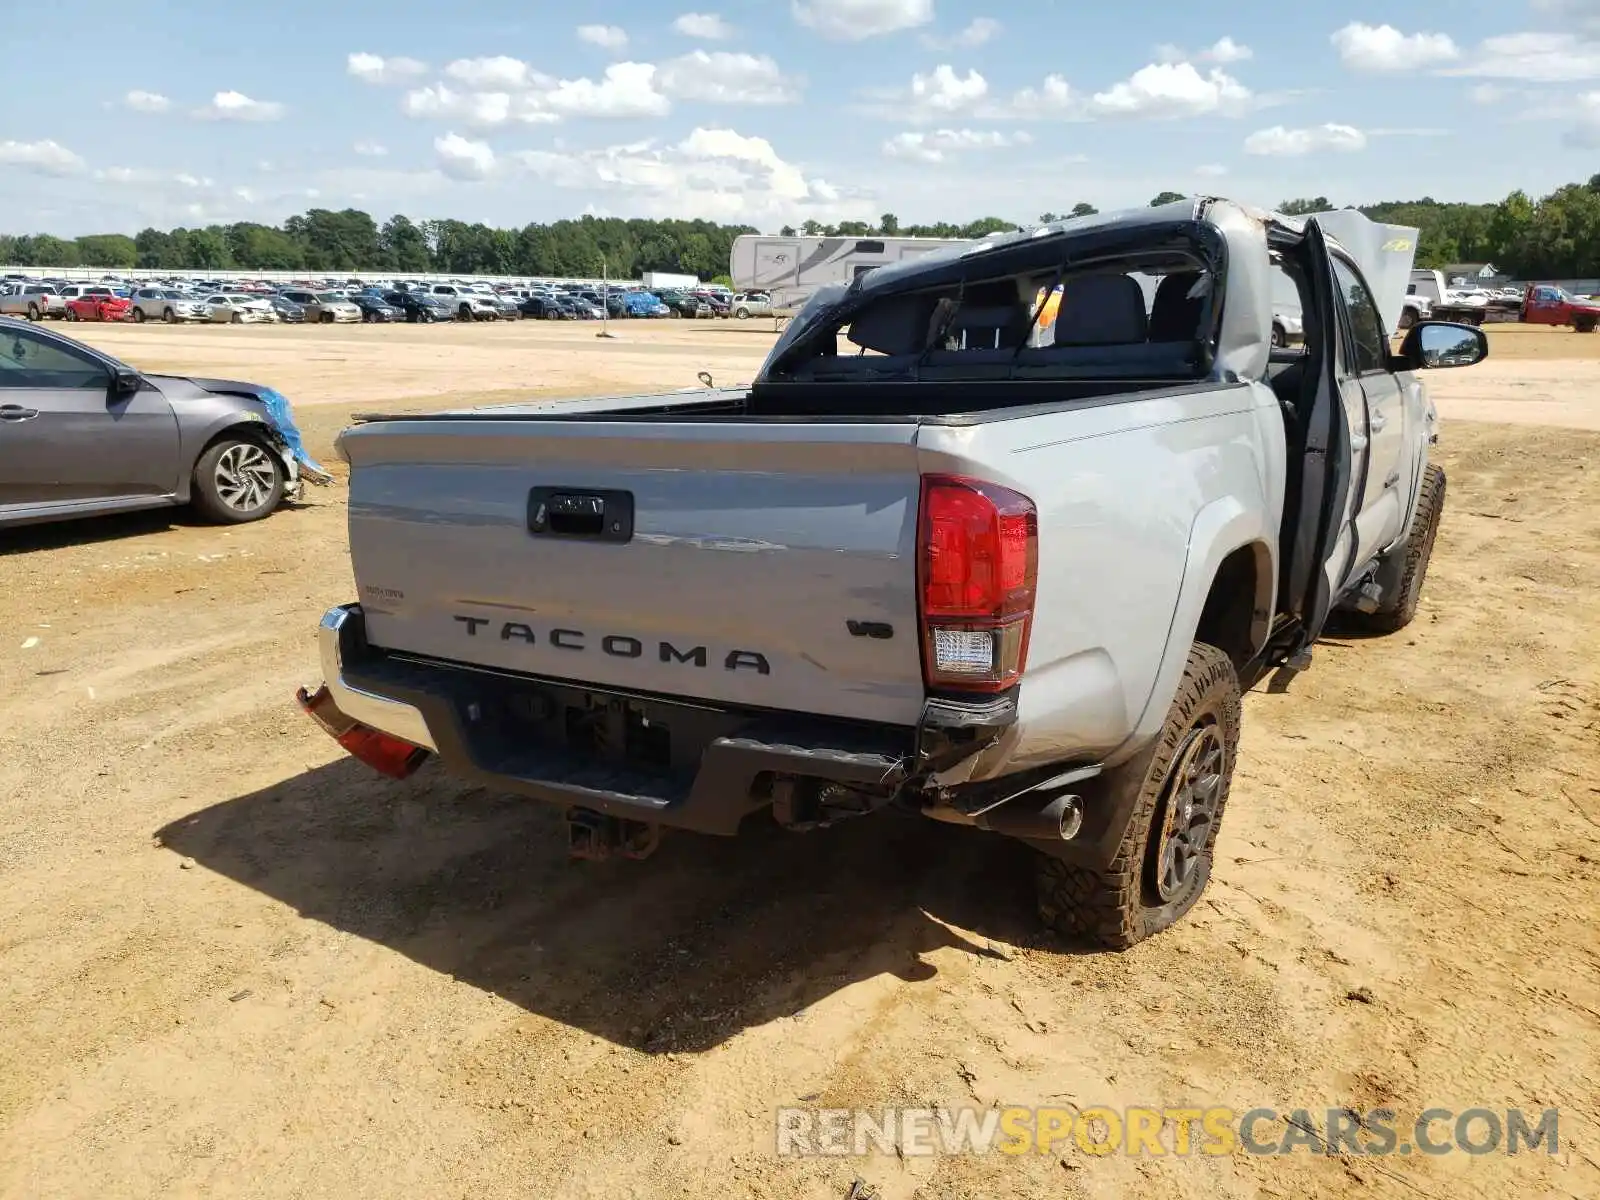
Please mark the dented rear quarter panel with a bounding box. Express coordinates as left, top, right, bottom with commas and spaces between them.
917, 380, 1285, 780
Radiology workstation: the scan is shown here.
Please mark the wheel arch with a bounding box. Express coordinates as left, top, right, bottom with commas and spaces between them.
1119, 498, 1276, 760
178, 413, 293, 501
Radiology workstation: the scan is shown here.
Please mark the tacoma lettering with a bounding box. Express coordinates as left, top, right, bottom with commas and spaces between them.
451, 615, 769, 674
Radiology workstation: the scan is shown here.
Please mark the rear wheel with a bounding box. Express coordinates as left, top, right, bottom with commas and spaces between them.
26, 303, 39, 321
1342, 463, 1445, 634
1036, 642, 1241, 949
191, 436, 285, 524
65, 307, 77, 322
1270, 323, 1286, 348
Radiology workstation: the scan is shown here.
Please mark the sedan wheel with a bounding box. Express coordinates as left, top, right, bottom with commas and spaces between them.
65, 308, 77, 321
192, 437, 285, 524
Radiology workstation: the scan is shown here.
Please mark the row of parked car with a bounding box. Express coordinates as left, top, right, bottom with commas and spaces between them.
0, 274, 775, 327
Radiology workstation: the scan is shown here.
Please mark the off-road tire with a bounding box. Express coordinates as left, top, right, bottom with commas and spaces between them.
1036, 642, 1241, 950
1343, 463, 1445, 634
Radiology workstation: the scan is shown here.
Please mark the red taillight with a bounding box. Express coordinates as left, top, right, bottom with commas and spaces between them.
296, 684, 428, 779
917, 475, 1038, 693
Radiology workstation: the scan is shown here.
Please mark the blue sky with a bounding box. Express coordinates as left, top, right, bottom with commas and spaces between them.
2, 0, 1598, 236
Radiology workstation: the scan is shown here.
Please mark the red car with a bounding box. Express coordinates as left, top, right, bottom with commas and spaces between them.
1521, 284, 1600, 333
64, 288, 133, 323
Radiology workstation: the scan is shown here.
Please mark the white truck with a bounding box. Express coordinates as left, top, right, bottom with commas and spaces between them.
299, 199, 1487, 948
641, 271, 700, 292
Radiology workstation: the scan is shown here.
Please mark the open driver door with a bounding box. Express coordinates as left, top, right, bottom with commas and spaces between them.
1277, 219, 1357, 669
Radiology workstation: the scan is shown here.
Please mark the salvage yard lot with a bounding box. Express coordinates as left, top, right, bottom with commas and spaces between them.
1, 321, 1596, 1199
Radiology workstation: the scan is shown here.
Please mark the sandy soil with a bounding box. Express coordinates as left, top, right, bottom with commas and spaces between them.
1, 320, 1597, 1199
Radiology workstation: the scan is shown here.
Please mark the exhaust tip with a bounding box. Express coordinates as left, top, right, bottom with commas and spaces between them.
974, 791, 1083, 842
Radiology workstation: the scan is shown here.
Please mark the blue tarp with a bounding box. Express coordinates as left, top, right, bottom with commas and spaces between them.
258, 387, 333, 484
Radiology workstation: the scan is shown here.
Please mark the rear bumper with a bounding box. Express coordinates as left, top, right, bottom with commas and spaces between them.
312, 604, 920, 835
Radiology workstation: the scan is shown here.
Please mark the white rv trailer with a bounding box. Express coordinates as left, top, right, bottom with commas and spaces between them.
729, 234, 973, 312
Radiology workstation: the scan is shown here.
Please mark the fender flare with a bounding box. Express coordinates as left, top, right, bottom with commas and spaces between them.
1114, 496, 1275, 762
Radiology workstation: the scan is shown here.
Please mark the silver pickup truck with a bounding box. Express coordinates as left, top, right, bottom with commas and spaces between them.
299, 198, 1486, 948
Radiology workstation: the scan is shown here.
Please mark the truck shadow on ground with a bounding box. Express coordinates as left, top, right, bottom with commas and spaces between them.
157, 757, 1070, 1054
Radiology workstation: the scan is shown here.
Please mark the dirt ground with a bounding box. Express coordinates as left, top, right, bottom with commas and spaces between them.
1, 320, 1596, 1199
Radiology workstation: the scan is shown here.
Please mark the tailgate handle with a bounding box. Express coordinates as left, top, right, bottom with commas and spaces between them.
528, 487, 634, 542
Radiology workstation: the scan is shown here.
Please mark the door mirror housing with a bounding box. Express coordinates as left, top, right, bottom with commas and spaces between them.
1397, 321, 1488, 371
112, 367, 143, 394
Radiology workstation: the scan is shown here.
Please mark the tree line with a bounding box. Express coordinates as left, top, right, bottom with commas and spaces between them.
6, 176, 1600, 280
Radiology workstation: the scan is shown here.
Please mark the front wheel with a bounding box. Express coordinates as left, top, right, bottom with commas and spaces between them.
321, 312, 334, 324
735, 307, 750, 319
1342, 463, 1445, 634
133, 307, 147, 323
164, 308, 177, 324
1397, 308, 1417, 331
1574, 315, 1597, 333
1270, 323, 1286, 348
191, 436, 285, 524
231, 312, 243, 325
1036, 642, 1241, 950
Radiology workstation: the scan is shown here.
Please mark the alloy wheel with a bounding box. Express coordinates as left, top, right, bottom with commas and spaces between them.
1151, 722, 1226, 902
212, 443, 277, 513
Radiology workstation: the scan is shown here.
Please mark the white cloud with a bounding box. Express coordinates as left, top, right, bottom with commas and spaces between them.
1442, 33, 1600, 82
1534, 0, 1600, 36
513, 125, 867, 223
1332, 23, 1460, 71
674, 12, 734, 39
347, 52, 428, 84
94, 166, 214, 188
909, 64, 988, 116
544, 63, 671, 118
194, 91, 286, 121
123, 89, 170, 113
1470, 83, 1509, 104
882, 127, 1031, 163
0, 140, 87, 176
578, 24, 629, 51
1008, 74, 1078, 117
1089, 63, 1252, 119
354, 140, 388, 157
402, 83, 558, 127
1204, 37, 1253, 64
444, 55, 540, 91
1244, 123, 1368, 156
793, 0, 933, 41
657, 51, 802, 104
1157, 36, 1253, 65
435, 132, 495, 180
921, 17, 1000, 50
1195, 163, 1228, 177
1567, 92, 1600, 146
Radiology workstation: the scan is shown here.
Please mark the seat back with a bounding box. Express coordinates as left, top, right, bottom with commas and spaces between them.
1054, 274, 1149, 346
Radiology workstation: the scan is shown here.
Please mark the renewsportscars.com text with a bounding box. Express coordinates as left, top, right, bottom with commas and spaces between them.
775, 1105, 1560, 1158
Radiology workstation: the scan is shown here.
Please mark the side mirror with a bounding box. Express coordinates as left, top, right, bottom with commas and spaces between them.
112, 367, 143, 394
1397, 321, 1488, 370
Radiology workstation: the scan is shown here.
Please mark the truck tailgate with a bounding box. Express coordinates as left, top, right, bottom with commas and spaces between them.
340, 417, 929, 727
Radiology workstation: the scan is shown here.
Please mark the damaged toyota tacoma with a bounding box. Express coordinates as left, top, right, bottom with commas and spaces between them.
299, 198, 1487, 947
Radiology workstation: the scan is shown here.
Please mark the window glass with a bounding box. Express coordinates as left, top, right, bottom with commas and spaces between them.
1331, 255, 1387, 373
0, 328, 108, 388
